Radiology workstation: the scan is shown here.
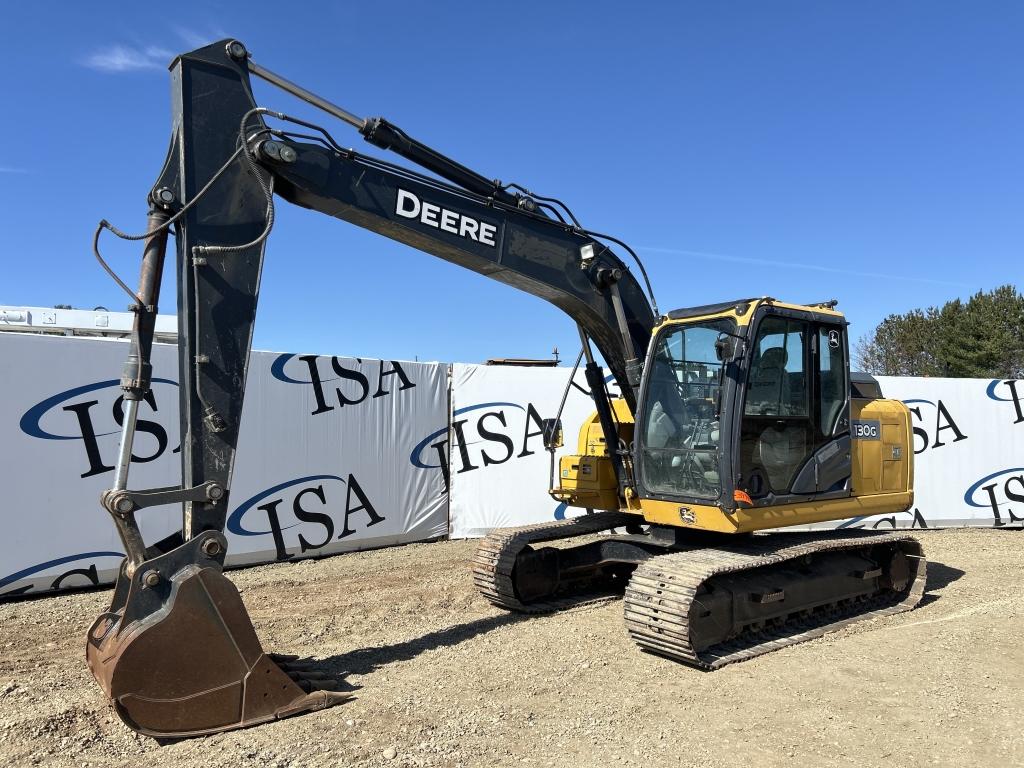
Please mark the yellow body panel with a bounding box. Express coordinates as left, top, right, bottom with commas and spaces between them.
636, 490, 913, 533
553, 298, 912, 533
849, 398, 915, 496
573, 398, 634, 455
555, 399, 633, 510
555, 454, 620, 509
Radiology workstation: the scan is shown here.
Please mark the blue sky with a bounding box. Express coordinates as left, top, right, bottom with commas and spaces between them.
1, 2, 1021, 364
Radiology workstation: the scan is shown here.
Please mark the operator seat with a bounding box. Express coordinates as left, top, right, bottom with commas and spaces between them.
644, 360, 686, 449
746, 346, 789, 415
641, 358, 692, 491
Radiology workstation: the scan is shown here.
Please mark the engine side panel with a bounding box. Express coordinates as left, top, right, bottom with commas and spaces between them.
850, 398, 914, 497
555, 401, 634, 511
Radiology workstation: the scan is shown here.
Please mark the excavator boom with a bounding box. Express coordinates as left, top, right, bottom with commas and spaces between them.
87, 39, 654, 737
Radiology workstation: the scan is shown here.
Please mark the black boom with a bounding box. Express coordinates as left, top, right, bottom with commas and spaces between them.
98, 38, 655, 561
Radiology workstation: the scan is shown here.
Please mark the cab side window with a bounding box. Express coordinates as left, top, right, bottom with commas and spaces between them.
740, 315, 852, 500
818, 326, 848, 437
745, 318, 807, 417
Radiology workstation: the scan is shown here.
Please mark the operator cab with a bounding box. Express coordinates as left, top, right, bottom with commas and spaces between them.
635, 297, 852, 509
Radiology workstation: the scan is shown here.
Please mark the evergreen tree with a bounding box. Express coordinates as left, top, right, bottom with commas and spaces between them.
855, 285, 1023, 378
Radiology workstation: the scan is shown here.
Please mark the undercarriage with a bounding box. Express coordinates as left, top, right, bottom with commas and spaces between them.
473, 513, 926, 666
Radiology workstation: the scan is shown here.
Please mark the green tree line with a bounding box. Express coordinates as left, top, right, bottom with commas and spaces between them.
855, 284, 1024, 378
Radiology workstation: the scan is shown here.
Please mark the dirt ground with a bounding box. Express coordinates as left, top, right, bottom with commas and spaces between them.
0, 528, 1021, 768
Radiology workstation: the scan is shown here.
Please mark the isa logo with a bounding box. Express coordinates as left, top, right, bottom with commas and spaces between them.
986, 380, 1024, 425
19, 379, 180, 478
270, 354, 415, 416
902, 398, 967, 454
0, 551, 124, 598
964, 468, 1024, 527
226, 473, 385, 561
409, 401, 549, 491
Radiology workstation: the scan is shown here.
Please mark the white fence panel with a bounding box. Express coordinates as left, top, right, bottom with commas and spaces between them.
828, 376, 1024, 530
1, 334, 180, 597
0, 335, 448, 596
229, 352, 449, 564
3, 329, 1020, 596
450, 371, 1024, 536
446, 363, 597, 538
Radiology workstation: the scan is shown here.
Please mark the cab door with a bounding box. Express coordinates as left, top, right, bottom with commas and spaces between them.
795, 323, 853, 495
739, 312, 851, 501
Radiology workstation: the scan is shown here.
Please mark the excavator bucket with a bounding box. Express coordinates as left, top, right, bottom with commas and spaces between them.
86, 533, 349, 738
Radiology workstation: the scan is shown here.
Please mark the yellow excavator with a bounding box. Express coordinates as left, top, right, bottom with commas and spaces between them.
87, 40, 925, 738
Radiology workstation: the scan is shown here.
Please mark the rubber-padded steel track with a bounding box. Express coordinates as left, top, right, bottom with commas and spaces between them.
471, 511, 637, 613
623, 531, 926, 669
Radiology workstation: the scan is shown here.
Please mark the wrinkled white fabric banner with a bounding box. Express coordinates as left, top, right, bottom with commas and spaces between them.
0, 334, 448, 596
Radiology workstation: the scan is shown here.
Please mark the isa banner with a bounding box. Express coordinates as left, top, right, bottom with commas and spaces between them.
445, 363, 598, 538
448, 370, 1024, 536
1, 334, 182, 597
824, 376, 1024, 531
229, 351, 449, 565
0, 334, 448, 597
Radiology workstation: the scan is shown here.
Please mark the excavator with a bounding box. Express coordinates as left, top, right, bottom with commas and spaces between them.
87, 40, 926, 739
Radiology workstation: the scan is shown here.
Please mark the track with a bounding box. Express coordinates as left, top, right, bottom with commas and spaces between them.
471, 511, 637, 613
473, 518, 926, 668
624, 531, 926, 668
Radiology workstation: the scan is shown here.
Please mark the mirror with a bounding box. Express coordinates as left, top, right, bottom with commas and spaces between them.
541, 418, 563, 450
714, 333, 738, 362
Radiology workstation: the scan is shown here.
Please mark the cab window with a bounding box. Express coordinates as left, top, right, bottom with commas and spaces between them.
818, 326, 847, 436
744, 318, 807, 417
639, 319, 732, 500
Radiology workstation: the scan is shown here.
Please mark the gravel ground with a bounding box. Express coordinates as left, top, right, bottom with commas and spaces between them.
0, 528, 1020, 768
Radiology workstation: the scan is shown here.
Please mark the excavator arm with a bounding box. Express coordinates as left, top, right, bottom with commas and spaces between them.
87, 39, 655, 737
145, 39, 652, 539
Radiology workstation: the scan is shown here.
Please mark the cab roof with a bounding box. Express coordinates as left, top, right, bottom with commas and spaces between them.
665, 297, 845, 324
665, 299, 761, 321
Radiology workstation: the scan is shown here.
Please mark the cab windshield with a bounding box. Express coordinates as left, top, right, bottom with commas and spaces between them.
639, 319, 734, 499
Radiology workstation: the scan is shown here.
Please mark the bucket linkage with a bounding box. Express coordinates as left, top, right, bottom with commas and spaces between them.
88, 209, 349, 739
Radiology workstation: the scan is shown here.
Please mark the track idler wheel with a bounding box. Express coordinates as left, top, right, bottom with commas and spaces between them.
86, 533, 349, 738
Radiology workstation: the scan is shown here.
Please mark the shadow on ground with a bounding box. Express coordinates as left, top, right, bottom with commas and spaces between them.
278, 612, 532, 698
285, 559, 970, 694
918, 560, 966, 608
327, 612, 529, 678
